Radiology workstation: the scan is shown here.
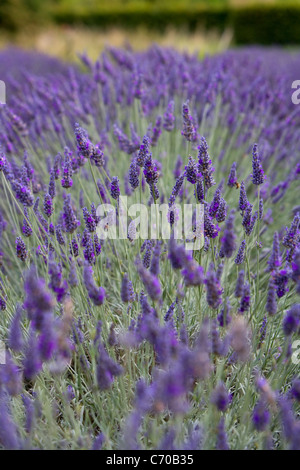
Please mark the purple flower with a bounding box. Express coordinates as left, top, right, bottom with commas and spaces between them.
143, 153, 159, 187
234, 240, 246, 265
0, 395, 20, 449
181, 101, 197, 142
48, 169, 56, 198
55, 224, 65, 245
283, 304, 300, 336
182, 256, 204, 287
23, 265, 54, 330
110, 176, 120, 200
22, 207, 32, 237
128, 159, 140, 190
283, 214, 300, 249
142, 240, 153, 268
215, 198, 227, 223
91, 145, 104, 167
83, 263, 106, 306
163, 100, 175, 131
273, 269, 289, 298
15, 236, 28, 262
61, 152, 73, 189
121, 273, 135, 303
43, 193, 53, 218
252, 399, 270, 431
266, 277, 277, 316
23, 328, 43, 381
198, 137, 216, 189
150, 242, 161, 276
239, 282, 251, 313
205, 265, 223, 309
218, 297, 232, 327
151, 115, 162, 147
216, 418, 229, 450
74, 123, 93, 158
185, 156, 201, 185
204, 208, 220, 239
227, 162, 237, 187
239, 181, 248, 212
8, 305, 24, 352
96, 342, 123, 390
136, 258, 161, 301
251, 143, 265, 185
268, 231, 282, 271
209, 188, 221, 218
83, 207, 96, 233
220, 210, 236, 258
63, 194, 80, 233
211, 382, 231, 412
12, 179, 34, 206
136, 135, 150, 167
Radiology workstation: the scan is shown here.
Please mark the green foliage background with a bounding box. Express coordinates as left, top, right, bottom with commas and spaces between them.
1, 1, 300, 44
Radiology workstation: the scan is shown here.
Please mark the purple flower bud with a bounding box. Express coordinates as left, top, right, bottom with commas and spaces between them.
268, 231, 282, 271
83, 207, 96, 233
22, 207, 32, 237
55, 224, 65, 245
252, 399, 270, 431
218, 297, 232, 327
8, 305, 24, 352
151, 115, 162, 147
216, 418, 229, 450
283, 304, 300, 336
15, 236, 28, 262
48, 169, 56, 198
205, 265, 222, 309
61, 152, 73, 189
239, 282, 251, 313
185, 156, 201, 185
211, 381, 231, 412
220, 210, 236, 258
251, 143, 265, 185
227, 162, 237, 187
129, 158, 140, 190
266, 277, 277, 316
239, 181, 248, 212
83, 263, 105, 306
283, 214, 300, 249
43, 193, 53, 218
121, 273, 135, 303
63, 194, 80, 233
182, 101, 197, 142
136, 258, 161, 301
110, 176, 120, 200
198, 137, 215, 189
163, 100, 175, 132
96, 342, 123, 390
234, 240, 246, 265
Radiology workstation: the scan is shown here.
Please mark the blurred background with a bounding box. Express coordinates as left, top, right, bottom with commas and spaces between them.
0, 0, 300, 61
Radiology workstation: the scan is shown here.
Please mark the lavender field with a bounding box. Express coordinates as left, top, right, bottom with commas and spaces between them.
0, 45, 299, 450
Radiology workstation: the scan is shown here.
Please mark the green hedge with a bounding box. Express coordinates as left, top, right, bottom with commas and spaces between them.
51, 6, 229, 32
50, 4, 300, 45
231, 6, 300, 44
2, 3, 300, 45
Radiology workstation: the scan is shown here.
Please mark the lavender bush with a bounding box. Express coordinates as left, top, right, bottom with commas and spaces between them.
0, 46, 299, 450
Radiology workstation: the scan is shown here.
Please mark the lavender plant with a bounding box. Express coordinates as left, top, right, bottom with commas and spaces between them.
0, 45, 299, 450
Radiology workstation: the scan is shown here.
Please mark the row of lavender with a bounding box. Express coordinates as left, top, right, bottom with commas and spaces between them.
0, 46, 299, 449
